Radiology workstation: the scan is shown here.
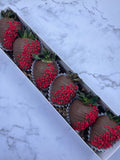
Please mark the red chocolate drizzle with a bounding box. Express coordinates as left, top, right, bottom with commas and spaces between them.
89, 115, 120, 149
72, 104, 98, 131
3, 20, 21, 50
89, 125, 120, 149
17, 39, 40, 70
35, 62, 58, 89
51, 83, 77, 105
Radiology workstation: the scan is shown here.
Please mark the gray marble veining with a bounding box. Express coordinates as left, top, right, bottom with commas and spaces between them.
0, 49, 101, 160
0, 0, 120, 159
1, 0, 119, 114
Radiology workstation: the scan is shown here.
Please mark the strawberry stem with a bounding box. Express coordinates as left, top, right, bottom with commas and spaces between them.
18, 29, 38, 40
106, 110, 120, 124
1, 9, 18, 21
32, 47, 57, 62
77, 91, 99, 105
67, 71, 83, 83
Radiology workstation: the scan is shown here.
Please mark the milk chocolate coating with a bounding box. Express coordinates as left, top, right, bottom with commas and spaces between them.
50, 75, 76, 105
69, 99, 94, 124
13, 38, 35, 65
33, 60, 58, 79
90, 115, 118, 142
0, 18, 21, 48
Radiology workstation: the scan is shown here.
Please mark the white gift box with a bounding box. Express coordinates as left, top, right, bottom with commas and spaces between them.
0, 6, 120, 160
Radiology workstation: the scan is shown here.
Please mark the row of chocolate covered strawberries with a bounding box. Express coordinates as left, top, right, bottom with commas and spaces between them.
0, 12, 120, 151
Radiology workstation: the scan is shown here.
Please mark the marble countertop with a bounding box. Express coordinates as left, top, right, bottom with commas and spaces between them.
0, 49, 101, 160
0, 0, 120, 160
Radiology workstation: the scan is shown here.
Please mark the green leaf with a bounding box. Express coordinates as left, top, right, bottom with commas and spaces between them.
23, 30, 28, 38
32, 54, 41, 60
38, 48, 56, 62
77, 91, 99, 105
89, 96, 98, 104
19, 29, 37, 40
1, 9, 18, 20
68, 71, 83, 83
106, 110, 120, 124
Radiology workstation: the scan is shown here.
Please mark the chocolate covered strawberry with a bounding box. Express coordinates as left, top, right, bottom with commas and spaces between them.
89, 115, 120, 149
32, 49, 58, 90
0, 18, 21, 50
69, 100, 98, 131
13, 30, 41, 70
49, 74, 78, 106
0, 9, 21, 50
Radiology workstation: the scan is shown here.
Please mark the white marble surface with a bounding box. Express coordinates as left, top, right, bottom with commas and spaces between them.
0, 50, 101, 160
0, 50, 102, 160
0, 0, 120, 159
0, 0, 119, 115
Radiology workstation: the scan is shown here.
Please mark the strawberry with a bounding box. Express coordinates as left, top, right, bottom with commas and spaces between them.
0, 9, 21, 50
49, 74, 78, 106
32, 48, 58, 90
69, 100, 98, 131
0, 18, 21, 50
89, 115, 120, 149
13, 30, 41, 70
